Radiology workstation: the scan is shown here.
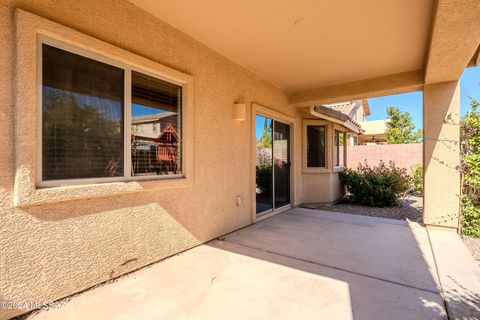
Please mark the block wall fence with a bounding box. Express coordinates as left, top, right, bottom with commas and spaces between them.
347, 143, 423, 171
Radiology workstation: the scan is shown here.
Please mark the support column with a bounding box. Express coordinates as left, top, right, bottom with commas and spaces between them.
423, 81, 461, 229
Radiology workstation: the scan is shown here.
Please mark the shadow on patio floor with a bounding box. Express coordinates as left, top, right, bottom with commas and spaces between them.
25, 208, 457, 320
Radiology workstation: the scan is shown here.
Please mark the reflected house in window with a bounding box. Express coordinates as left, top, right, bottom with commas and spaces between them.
131, 111, 177, 139
131, 112, 180, 175
130, 70, 182, 177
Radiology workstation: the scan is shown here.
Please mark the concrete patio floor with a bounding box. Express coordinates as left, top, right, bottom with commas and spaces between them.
27, 208, 480, 320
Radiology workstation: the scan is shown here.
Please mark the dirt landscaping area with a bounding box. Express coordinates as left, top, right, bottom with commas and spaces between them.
301, 194, 423, 222
462, 236, 480, 264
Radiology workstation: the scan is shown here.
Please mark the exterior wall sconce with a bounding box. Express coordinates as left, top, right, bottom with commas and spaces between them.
232, 103, 246, 121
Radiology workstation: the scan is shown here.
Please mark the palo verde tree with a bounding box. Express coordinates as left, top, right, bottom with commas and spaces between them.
385, 107, 422, 144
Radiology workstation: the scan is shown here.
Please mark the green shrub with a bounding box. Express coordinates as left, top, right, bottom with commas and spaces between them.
340, 161, 410, 207
460, 98, 480, 237
411, 165, 423, 195
462, 196, 480, 238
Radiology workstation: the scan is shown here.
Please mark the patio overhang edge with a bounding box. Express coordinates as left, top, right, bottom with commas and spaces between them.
288, 70, 424, 107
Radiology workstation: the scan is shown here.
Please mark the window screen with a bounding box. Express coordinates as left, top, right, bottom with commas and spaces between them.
42, 44, 124, 180
306, 125, 326, 167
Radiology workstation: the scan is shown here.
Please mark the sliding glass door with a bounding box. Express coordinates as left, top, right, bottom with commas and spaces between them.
255, 115, 274, 214
274, 121, 291, 208
255, 115, 291, 215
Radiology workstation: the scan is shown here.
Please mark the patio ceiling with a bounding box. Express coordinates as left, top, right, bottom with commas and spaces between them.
128, 0, 433, 92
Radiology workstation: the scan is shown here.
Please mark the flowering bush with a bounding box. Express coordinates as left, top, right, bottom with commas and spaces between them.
341, 161, 410, 207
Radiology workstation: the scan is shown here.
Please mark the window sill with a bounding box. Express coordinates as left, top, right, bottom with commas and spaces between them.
14, 170, 192, 207
302, 167, 330, 174
37, 174, 185, 188
333, 166, 345, 173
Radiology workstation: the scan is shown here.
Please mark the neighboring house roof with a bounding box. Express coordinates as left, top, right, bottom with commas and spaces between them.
362, 100, 371, 116
322, 99, 371, 118
308, 105, 362, 134
324, 102, 357, 117
314, 104, 351, 122
358, 120, 389, 136
132, 111, 176, 124
300, 99, 371, 134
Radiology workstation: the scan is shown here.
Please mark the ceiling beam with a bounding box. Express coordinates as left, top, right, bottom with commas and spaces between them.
425, 0, 480, 84
288, 70, 424, 107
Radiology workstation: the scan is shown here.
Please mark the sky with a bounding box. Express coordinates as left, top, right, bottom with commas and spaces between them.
132, 103, 169, 117
367, 65, 480, 129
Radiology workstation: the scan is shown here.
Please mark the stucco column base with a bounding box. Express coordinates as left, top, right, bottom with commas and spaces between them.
423, 81, 461, 229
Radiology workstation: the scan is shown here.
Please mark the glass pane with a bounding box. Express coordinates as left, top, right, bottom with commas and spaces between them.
307, 125, 326, 167
131, 71, 182, 176
256, 115, 273, 214
42, 44, 124, 181
339, 131, 345, 167
334, 130, 340, 166
274, 122, 290, 208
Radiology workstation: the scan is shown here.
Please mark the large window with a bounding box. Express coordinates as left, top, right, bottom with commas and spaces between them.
41, 43, 182, 184
306, 125, 326, 167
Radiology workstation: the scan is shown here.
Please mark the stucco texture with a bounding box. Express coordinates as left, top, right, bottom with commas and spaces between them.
0, 1, 300, 319
0, 1, 465, 319
423, 81, 461, 229
347, 143, 423, 170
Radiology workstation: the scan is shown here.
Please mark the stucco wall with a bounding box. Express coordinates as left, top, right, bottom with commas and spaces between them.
330, 173, 346, 202
423, 81, 460, 229
300, 119, 346, 204
302, 174, 332, 203
0, 2, 302, 319
302, 173, 345, 204
347, 143, 423, 170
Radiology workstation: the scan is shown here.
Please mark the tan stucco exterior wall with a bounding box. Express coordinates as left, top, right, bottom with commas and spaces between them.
423, 81, 461, 229
0, 2, 303, 319
302, 174, 332, 203
302, 173, 345, 204
1, 1, 466, 318
301, 120, 346, 204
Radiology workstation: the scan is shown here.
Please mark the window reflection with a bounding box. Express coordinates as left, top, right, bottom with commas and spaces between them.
255, 115, 273, 213
42, 44, 124, 180
334, 130, 345, 167
307, 125, 326, 167
131, 71, 182, 176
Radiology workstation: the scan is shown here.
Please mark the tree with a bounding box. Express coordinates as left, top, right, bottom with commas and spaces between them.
257, 118, 272, 148
385, 107, 422, 144
42, 89, 124, 179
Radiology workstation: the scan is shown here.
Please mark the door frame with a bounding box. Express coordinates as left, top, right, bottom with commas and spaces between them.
251, 102, 296, 223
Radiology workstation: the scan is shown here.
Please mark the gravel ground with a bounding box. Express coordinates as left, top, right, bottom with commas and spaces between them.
301, 194, 423, 222
462, 235, 480, 264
